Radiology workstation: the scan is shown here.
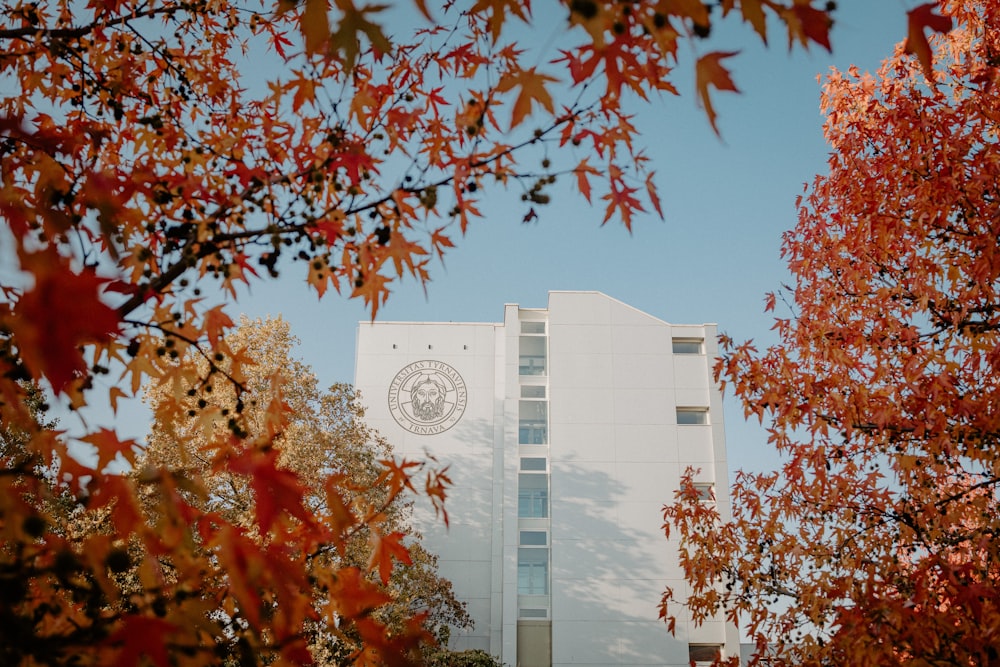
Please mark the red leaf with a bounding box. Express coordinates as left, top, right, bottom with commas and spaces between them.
104, 615, 177, 667
904, 3, 953, 80
228, 449, 312, 534
695, 51, 740, 136
791, 4, 832, 52
7, 249, 120, 393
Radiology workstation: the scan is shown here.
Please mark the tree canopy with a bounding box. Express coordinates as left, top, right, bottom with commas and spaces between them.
140, 317, 471, 664
662, 2, 999, 665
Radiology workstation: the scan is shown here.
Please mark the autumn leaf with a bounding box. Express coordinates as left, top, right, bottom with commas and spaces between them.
327, 566, 393, 619
228, 448, 313, 535
740, 0, 767, 43
788, 3, 833, 51
368, 530, 411, 584
645, 173, 663, 219
496, 67, 558, 129
470, 0, 530, 43
904, 3, 953, 80
574, 158, 601, 203
301, 0, 331, 55
81, 427, 140, 472
104, 615, 177, 667
695, 51, 740, 136
203, 305, 235, 346
330, 0, 392, 69
6, 249, 120, 393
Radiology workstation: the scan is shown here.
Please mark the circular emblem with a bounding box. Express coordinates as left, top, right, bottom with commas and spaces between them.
388, 361, 468, 435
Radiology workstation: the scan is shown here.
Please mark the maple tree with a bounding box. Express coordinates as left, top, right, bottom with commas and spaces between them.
661, 2, 1000, 666
0, 0, 869, 664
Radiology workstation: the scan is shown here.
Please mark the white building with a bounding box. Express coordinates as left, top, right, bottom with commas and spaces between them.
354, 292, 738, 667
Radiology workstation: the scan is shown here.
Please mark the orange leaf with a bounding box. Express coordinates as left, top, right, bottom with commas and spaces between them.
574, 158, 601, 203
695, 51, 740, 136
904, 3, 953, 81
204, 305, 235, 346
645, 173, 664, 219
496, 66, 558, 128
81, 427, 140, 472
368, 530, 411, 584
328, 566, 392, 619
7, 249, 120, 393
301, 0, 330, 55
740, 0, 767, 43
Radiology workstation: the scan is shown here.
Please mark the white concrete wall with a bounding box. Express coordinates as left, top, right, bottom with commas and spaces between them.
545, 292, 734, 666
354, 292, 738, 665
354, 321, 501, 652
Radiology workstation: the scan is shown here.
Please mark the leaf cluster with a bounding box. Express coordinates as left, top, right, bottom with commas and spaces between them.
661, 4, 1000, 666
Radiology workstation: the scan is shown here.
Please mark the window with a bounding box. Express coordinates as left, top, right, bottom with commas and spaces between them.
520, 321, 546, 334
519, 530, 547, 546
520, 385, 546, 399
519, 336, 546, 376
676, 407, 709, 425
693, 483, 715, 502
520, 457, 547, 471
689, 644, 722, 665
672, 338, 704, 354
517, 548, 548, 594
519, 400, 548, 444
518, 608, 548, 619
518, 474, 548, 518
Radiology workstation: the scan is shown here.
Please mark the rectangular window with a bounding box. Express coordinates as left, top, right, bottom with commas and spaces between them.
518, 474, 548, 518
519, 530, 547, 546
693, 483, 715, 502
520, 321, 546, 335
519, 336, 546, 376
676, 407, 709, 425
517, 548, 549, 595
519, 608, 548, 619
689, 644, 723, 665
520, 385, 546, 399
519, 400, 548, 444
672, 338, 704, 354
520, 457, 547, 471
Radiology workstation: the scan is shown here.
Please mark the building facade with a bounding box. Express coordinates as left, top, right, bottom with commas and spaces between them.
354, 292, 739, 666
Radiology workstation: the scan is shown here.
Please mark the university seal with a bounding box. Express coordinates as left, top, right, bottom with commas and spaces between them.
387, 360, 468, 435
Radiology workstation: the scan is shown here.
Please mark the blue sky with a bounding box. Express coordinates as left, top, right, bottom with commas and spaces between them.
230, 2, 913, 478
59, 2, 916, 479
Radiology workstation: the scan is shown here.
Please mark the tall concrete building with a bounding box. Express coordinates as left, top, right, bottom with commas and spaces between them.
354, 292, 738, 667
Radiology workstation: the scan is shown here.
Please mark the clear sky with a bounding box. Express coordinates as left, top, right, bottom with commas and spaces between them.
229, 2, 913, 479
63, 2, 915, 480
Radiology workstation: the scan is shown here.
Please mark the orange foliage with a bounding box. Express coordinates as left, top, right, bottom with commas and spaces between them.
0, 0, 872, 664
662, 2, 1000, 666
